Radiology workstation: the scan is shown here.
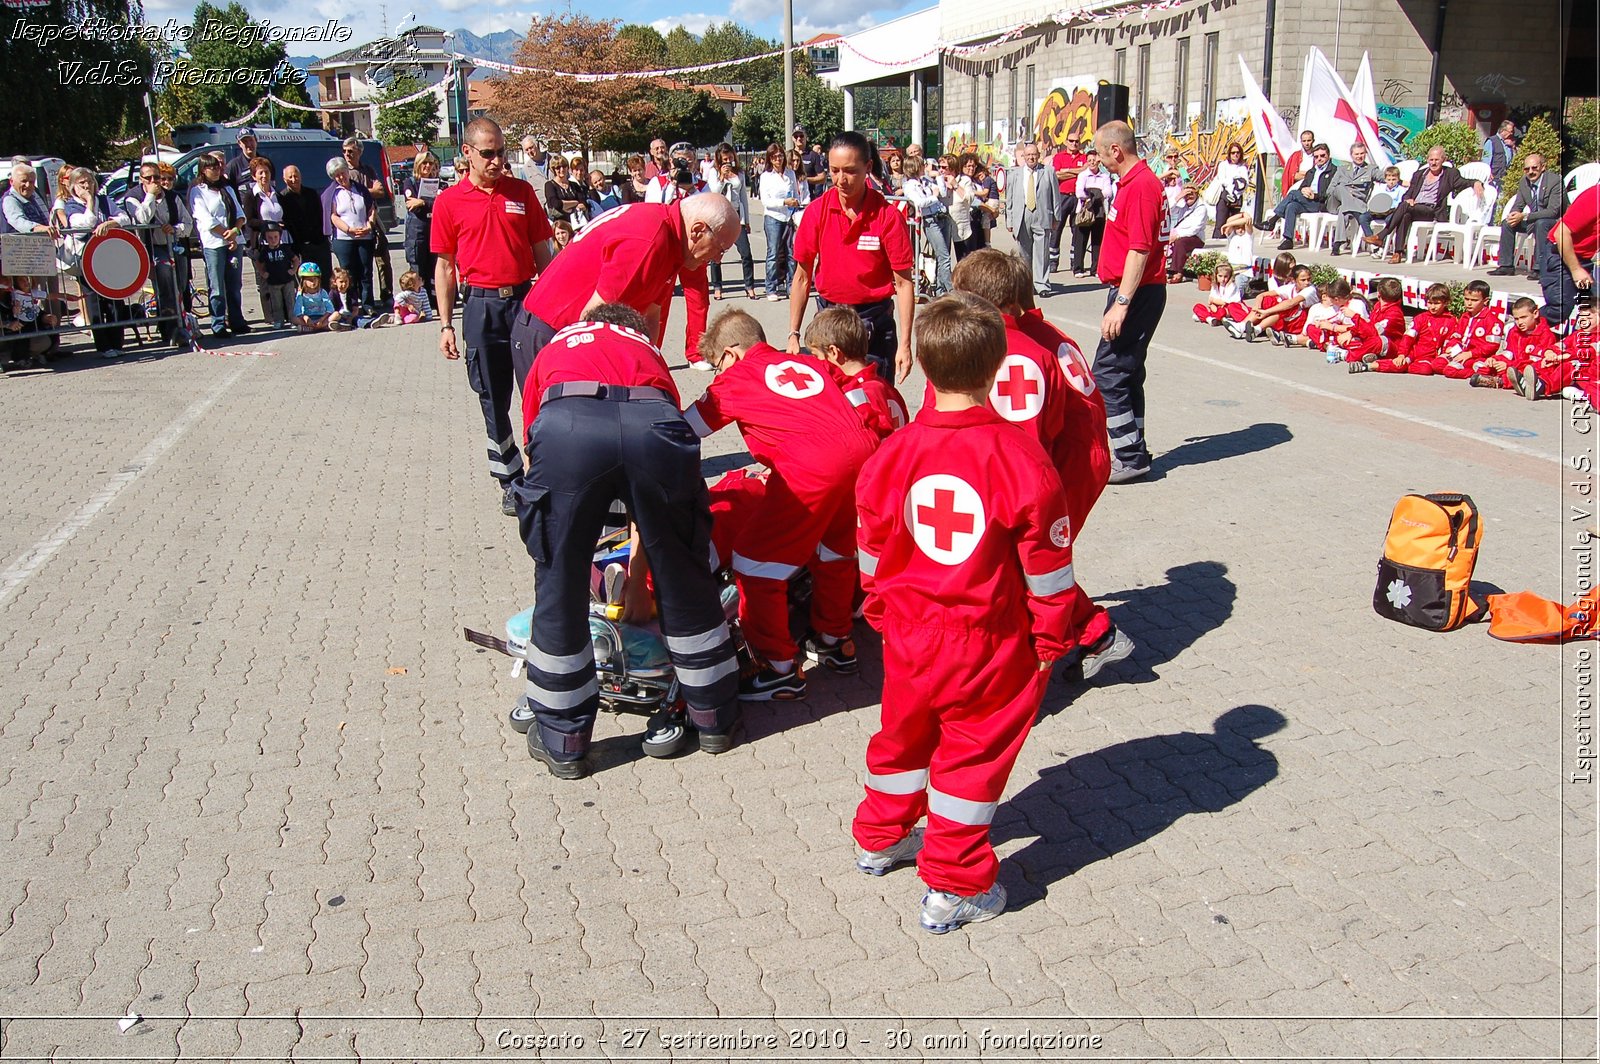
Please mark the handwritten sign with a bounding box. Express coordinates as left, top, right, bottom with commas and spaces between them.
1, 233, 57, 276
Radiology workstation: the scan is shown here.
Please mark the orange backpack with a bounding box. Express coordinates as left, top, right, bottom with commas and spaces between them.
1373, 493, 1483, 631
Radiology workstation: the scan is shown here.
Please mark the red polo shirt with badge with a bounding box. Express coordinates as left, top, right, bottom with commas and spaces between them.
1556, 184, 1600, 261
429, 175, 551, 288
792, 187, 914, 305
521, 202, 686, 330
1052, 149, 1087, 196
1098, 159, 1168, 289
521, 321, 682, 439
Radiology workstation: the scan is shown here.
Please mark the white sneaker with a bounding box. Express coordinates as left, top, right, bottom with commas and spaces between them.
765, 293, 781, 302
1563, 386, 1587, 402
1223, 318, 1247, 340
1080, 625, 1135, 680
920, 883, 1006, 933
73, 313, 87, 328
690, 359, 714, 373
856, 827, 924, 875
100, 348, 121, 360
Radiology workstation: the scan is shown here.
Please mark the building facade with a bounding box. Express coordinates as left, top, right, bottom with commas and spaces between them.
937, 0, 1562, 166
309, 26, 473, 140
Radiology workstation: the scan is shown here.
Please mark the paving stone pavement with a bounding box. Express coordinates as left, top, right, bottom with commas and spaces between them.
0, 230, 1594, 1063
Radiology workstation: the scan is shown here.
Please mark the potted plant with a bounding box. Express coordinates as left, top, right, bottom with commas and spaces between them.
1191, 251, 1222, 291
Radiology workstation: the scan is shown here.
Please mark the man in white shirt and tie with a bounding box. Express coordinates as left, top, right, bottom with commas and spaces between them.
1007, 140, 1061, 296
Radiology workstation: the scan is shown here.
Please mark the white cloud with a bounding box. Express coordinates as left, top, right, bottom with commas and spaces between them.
732, 0, 916, 31
794, 13, 883, 37
649, 12, 720, 36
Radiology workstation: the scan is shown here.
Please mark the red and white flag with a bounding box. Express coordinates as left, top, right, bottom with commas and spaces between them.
1300, 47, 1390, 168
1350, 53, 1392, 168
1238, 56, 1296, 167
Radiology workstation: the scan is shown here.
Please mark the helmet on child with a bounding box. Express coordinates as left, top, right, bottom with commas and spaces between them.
297, 262, 321, 278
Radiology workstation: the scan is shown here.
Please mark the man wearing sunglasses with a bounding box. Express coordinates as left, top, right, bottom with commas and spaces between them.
1050, 133, 1088, 275
1263, 142, 1338, 251
432, 117, 557, 517
1494, 153, 1566, 279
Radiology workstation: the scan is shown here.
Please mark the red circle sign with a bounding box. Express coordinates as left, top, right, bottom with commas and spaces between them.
82, 228, 150, 300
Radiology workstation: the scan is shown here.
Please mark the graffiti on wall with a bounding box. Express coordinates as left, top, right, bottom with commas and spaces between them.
943, 124, 1016, 169
1035, 81, 1102, 149
1162, 115, 1258, 189
1375, 103, 1426, 162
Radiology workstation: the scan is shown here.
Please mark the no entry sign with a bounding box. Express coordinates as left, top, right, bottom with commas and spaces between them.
81, 228, 150, 301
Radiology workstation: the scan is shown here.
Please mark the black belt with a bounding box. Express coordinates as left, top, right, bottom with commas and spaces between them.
543, 381, 674, 404
823, 296, 893, 313
465, 281, 531, 300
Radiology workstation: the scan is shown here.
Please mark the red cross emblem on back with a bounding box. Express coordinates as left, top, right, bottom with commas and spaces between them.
908, 474, 985, 565
764, 359, 825, 399
989, 354, 1045, 422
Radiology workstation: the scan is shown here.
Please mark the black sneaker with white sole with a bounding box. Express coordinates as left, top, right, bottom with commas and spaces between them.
1080, 625, 1135, 680
801, 630, 858, 674
738, 657, 807, 701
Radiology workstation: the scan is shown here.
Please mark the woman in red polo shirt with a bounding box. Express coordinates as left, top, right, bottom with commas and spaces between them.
787, 131, 916, 382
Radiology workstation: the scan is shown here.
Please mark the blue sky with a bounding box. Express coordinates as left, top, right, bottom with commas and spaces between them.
139, 0, 932, 58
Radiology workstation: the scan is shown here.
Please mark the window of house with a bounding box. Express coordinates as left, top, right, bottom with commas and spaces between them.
1202, 33, 1219, 124
1175, 38, 1190, 128
1136, 44, 1150, 130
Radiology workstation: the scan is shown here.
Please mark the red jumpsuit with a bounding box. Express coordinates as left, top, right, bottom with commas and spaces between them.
854, 405, 1077, 896
1435, 307, 1505, 380
1338, 300, 1408, 361
1497, 319, 1561, 389
1257, 286, 1314, 334
1528, 328, 1598, 401
832, 362, 903, 440
1379, 311, 1460, 373
685, 342, 878, 663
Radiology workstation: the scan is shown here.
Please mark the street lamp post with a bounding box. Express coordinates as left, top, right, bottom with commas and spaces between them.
783, 0, 794, 144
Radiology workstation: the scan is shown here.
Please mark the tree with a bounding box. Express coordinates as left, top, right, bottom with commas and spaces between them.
733, 73, 844, 150
490, 14, 654, 156
167, 1, 310, 126
617, 24, 668, 69
1, 0, 148, 164
1502, 113, 1566, 205
374, 75, 441, 146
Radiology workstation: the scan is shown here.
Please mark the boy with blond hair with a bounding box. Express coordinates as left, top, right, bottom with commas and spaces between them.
853, 292, 1079, 933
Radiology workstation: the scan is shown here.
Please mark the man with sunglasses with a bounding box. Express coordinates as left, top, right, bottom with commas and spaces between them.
1050, 132, 1088, 275
432, 117, 557, 517
121, 163, 193, 345
1263, 142, 1338, 251
1494, 153, 1566, 279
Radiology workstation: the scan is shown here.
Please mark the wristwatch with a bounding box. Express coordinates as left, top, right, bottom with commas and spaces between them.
1115, 294, 1131, 306
440, 324, 455, 331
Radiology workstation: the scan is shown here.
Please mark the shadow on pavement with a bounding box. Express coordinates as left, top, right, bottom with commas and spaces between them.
1151, 422, 1293, 477
1043, 560, 1236, 697
995, 704, 1287, 910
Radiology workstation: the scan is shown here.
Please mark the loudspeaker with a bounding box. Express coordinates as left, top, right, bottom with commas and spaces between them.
1096, 83, 1130, 124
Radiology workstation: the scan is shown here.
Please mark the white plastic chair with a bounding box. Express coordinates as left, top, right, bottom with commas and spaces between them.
1458, 161, 1491, 183
1296, 212, 1340, 250
1567, 162, 1600, 197
1396, 159, 1420, 185
1403, 216, 1438, 264
1428, 192, 1481, 265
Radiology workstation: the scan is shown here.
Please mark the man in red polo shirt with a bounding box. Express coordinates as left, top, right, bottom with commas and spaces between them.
1049, 133, 1088, 274
1092, 119, 1169, 484
509, 196, 740, 396
788, 130, 916, 383
1541, 183, 1600, 329
433, 117, 555, 516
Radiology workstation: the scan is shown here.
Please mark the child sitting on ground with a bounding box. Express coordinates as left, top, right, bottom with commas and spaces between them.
256, 223, 299, 329
292, 262, 335, 332
1292, 278, 1366, 349
1363, 282, 1459, 375
806, 306, 907, 438
1435, 279, 1504, 380
1517, 291, 1596, 402
1192, 261, 1240, 324
393, 269, 434, 325
1332, 277, 1407, 367
686, 308, 879, 699
1220, 251, 1295, 327
852, 291, 1079, 935
328, 267, 358, 331
1232, 264, 1317, 343
1474, 296, 1558, 390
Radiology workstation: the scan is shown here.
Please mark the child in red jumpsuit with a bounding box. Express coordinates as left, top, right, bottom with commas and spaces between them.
1363, 283, 1459, 375
1336, 277, 1408, 367
1471, 296, 1556, 390
687, 309, 879, 699
853, 292, 1079, 934
1433, 280, 1504, 380
806, 306, 907, 439
1519, 292, 1597, 402
943, 249, 1131, 679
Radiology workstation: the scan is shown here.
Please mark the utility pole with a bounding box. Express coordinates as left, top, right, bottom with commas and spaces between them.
783, 0, 795, 143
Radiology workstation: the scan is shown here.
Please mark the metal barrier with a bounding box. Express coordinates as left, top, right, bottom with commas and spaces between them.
1, 221, 192, 367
